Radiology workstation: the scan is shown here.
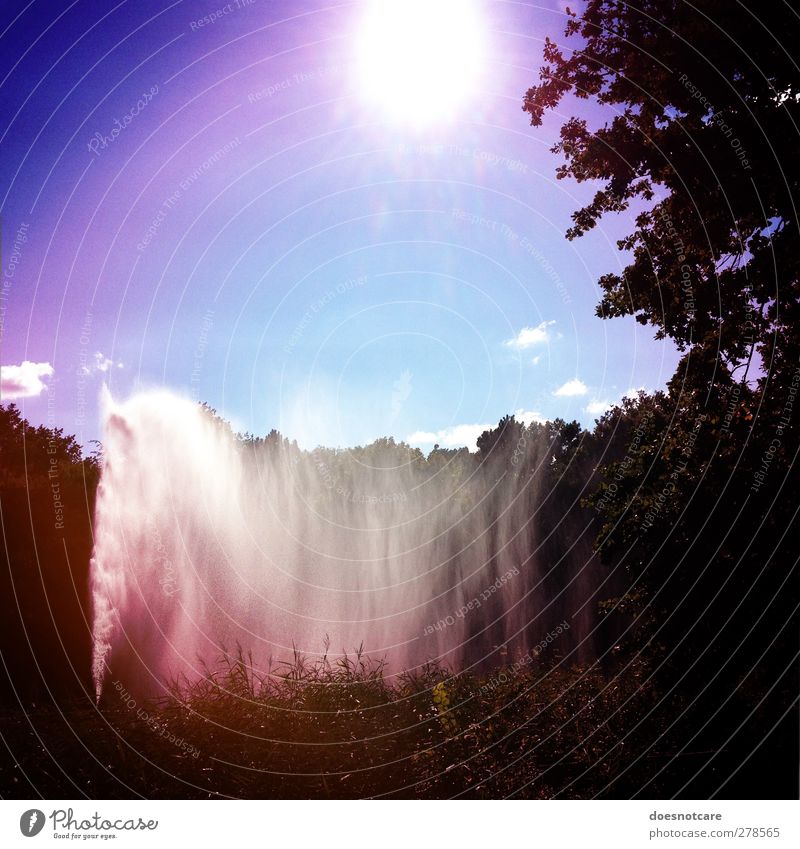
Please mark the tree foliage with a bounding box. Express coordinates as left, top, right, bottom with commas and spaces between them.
524, 0, 799, 794
0, 403, 98, 703
524, 0, 799, 374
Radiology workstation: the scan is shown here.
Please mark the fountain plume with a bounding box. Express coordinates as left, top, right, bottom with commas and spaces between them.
91, 390, 601, 699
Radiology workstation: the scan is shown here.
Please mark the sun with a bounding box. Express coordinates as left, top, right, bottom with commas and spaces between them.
355, 0, 486, 126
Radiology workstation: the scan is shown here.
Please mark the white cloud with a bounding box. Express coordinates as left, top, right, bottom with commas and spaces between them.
0, 361, 53, 400
81, 351, 123, 376
407, 430, 437, 443
94, 352, 123, 373
554, 378, 588, 397
586, 387, 647, 417
586, 399, 612, 416
504, 320, 555, 350
408, 410, 547, 450
407, 422, 493, 451
531, 355, 541, 366
623, 386, 646, 400
514, 408, 546, 426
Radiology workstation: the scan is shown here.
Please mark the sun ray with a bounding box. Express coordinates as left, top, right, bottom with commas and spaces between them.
355, 0, 487, 126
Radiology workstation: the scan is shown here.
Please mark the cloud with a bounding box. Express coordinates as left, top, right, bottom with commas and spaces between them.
0, 361, 54, 400
586, 399, 612, 416
81, 351, 123, 376
624, 386, 646, 400
407, 422, 493, 451
531, 355, 541, 365
504, 320, 555, 350
514, 408, 546, 426
407, 430, 438, 443
586, 387, 647, 418
554, 378, 588, 397
94, 352, 123, 373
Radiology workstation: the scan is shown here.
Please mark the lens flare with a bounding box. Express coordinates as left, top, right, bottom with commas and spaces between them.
355, 0, 486, 125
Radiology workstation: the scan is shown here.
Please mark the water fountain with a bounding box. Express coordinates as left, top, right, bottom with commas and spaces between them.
91, 389, 600, 699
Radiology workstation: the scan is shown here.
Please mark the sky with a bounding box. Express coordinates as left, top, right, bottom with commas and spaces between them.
0, 0, 680, 451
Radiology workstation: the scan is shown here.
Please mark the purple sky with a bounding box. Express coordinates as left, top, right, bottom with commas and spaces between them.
0, 0, 679, 449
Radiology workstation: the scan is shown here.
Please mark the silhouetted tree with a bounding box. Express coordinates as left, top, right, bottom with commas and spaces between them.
525, 0, 799, 796
0, 404, 98, 703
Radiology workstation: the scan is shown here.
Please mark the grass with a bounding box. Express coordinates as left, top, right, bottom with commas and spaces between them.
2, 645, 687, 799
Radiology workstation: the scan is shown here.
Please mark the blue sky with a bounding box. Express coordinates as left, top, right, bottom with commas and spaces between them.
0, 0, 680, 449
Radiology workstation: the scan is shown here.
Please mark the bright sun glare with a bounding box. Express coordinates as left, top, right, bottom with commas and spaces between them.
356, 0, 486, 125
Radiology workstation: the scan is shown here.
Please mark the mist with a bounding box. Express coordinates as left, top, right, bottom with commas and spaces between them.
91, 389, 604, 699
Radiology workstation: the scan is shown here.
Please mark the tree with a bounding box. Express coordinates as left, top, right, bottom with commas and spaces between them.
0, 404, 98, 703
525, 1, 800, 796
524, 1, 799, 386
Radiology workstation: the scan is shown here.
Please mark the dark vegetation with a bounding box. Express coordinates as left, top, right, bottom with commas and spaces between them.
0, 404, 98, 704
1, 386, 795, 797
0, 648, 664, 799
2, 0, 799, 798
